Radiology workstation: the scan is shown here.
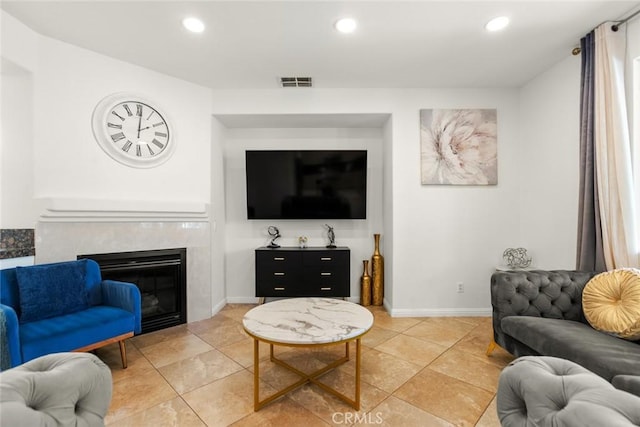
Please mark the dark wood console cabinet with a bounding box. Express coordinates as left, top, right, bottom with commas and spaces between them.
255, 247, 350, 298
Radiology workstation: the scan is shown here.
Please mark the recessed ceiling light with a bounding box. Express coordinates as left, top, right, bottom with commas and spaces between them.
183, 17, 205, 33
335, 18, 357, 34
485, 16, 510, 32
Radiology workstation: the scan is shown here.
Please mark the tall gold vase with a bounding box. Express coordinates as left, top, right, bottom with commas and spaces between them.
360, 260, 372, 306
371, 234, 384, 306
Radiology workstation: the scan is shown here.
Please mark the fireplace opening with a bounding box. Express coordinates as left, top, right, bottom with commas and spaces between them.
78, 248, 186, 334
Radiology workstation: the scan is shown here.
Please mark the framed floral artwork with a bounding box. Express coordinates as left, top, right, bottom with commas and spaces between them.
420, 109, 497, 185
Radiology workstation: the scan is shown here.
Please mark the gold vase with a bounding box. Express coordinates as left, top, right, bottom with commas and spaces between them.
371, 233, 384, 306
360, 260, 372, 306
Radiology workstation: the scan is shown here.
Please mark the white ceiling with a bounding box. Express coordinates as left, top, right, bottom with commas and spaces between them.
2, 1, 639, 89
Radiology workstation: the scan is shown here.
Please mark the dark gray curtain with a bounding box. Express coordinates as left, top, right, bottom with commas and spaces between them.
576, 31, 605, 272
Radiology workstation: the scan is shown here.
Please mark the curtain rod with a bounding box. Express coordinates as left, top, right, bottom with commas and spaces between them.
612, 7, 640, 31
572, 8, 640, 55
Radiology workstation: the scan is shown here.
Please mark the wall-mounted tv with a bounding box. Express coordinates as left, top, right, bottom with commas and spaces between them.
245, 150, 367, 220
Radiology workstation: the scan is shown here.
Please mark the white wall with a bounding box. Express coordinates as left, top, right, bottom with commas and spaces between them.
2, 11, 212, 211
31, 36, 212, 206
1, 59, 38, 228
210, 89, 522, 315
518, 55, 582, 269
0, 13, 39, 228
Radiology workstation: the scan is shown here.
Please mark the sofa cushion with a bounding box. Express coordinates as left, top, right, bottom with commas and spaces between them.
498, 356, 640, 427
612, 375, 640, 398
15, 260, 89, 323
583, 268, 640, 340
19, 306, 135, 363
501, 316, 640, 381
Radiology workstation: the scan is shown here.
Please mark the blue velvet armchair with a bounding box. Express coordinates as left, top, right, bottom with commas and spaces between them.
0, 259, 141, 370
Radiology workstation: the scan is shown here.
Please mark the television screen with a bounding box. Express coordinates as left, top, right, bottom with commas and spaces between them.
245, 150, 367, 219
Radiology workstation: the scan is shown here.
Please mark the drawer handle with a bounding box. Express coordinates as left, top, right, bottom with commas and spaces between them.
273, 257, 285, 261
320, 257, 332, 261
274, 287, 285, 291
321, 272, 332, 276
274, 272, 285, 276
321, 287, 332, 291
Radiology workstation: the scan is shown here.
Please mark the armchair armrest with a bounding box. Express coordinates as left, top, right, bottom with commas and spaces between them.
0, 303, 22, 369
101, 280, 142, 334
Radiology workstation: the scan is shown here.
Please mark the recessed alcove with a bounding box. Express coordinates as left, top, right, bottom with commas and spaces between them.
211, 112, 392, 304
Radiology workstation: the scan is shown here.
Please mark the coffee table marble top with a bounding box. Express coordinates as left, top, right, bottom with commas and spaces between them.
243, 298, 374, 345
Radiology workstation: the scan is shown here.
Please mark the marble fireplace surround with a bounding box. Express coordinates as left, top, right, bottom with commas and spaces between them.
35, 200, 213, 323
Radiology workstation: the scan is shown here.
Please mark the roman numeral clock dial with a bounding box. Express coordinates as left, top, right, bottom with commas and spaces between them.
91, 94, 174, 168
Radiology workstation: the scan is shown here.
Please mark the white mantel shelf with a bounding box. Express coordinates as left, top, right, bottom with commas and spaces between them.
38, 198, 209, 222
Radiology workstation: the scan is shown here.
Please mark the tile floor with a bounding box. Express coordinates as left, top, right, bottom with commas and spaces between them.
96, 304, 514, 427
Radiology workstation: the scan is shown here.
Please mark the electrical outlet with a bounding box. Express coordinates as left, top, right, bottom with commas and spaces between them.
456, 282, 464, 293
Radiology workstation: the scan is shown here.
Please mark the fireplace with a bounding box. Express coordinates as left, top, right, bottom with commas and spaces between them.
78, 248, 186, 334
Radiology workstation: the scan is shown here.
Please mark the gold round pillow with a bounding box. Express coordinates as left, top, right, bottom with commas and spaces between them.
583, 268, 640, 340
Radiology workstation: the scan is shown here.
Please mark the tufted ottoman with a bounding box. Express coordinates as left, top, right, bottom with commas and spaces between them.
497, 356, 640, 427
0, 352, 112, 427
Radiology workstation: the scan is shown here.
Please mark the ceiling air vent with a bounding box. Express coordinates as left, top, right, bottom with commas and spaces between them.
280, 77, 312, 88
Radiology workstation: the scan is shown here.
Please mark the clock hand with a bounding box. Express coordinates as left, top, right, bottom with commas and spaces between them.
137, 116, 142, 138
138, 126, 151, 132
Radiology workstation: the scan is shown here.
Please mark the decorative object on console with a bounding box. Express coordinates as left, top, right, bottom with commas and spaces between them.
582, 268, 640, 341
371, 233, 384, 306
502, 248, 532, 269
92, 93, 174, 168
420, 109, 497, 185
325, 224, 336, 248
360, 260, 372, 306
267, 226, 281, 248
298, 236, 308, 248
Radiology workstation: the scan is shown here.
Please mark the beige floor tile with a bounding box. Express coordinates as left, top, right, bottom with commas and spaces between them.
375, 334, 448, 367
220, 304, 257, 323
106, 397, 205, 427
372, 395, 454, 427
218, 336, 271, 368
394, 368, 493, 427
106, 369, 177, 424
95, 342, 156, 383
102, 306, 514, 427
130, 324, 191, 349
193, 316, 249, 349
339, 347, 423, 394
230, 397, 330, 427
475, 397, 501, 427
158, 349, 245, 394
286, 374, 388, 426
454, 333, 514, 369
139, 333, 214, 368
361, 326, 398, 348
429, 348, 504, 393
403, 318, 476, 347
370, 310, 422, 332
186, 315, 233, 336
182, 370, 275, 427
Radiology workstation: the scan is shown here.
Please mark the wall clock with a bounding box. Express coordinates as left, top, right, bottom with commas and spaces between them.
92, 93, 174, 168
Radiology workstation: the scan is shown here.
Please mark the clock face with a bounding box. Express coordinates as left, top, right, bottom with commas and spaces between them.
92, 94, 174, 168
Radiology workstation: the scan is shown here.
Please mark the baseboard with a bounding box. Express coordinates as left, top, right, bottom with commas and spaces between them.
388, 307, 492, 317
225, 296, 261, 304
211, 298, 227, 316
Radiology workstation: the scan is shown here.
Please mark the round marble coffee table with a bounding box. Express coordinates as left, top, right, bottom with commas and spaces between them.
242, 297, 374, 411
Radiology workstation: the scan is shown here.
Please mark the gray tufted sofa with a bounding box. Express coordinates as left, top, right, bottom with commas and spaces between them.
489, 270, 640, 395
0, 352, 112, 426
497, 356, 640, 427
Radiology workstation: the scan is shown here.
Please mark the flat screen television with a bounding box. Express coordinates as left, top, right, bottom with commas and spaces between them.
245, 150, 367, 219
